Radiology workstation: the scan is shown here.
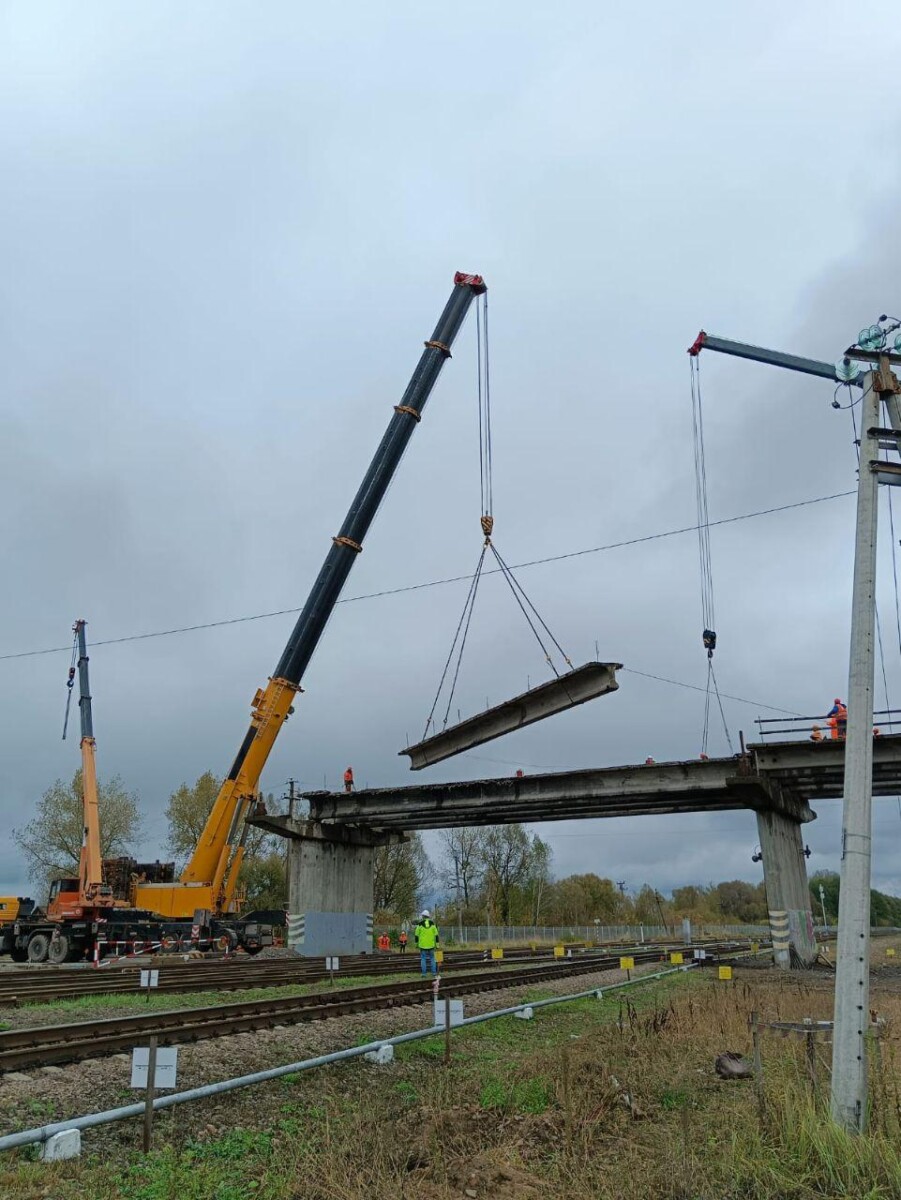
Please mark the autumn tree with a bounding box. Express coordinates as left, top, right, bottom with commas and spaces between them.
16, 771, 142, 893
437, 827, 482, 912
373, 835, 430, 918
478, 825, 551, 925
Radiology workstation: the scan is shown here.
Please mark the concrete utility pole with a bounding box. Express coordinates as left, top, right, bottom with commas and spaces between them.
831, 356, 900, 1131
688, 324, 901, 1133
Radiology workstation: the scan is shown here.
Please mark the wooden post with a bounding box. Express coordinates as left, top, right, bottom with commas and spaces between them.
142, 1036, 158, 1153
806, 1029, 818, 1093
750, 1013, 764, 1122
444, 997, 452, 1065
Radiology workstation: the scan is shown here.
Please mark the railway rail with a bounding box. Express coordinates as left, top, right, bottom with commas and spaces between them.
0, 940, 751, 1006
0, 949, 713, 1072
0, 947, 577, 1006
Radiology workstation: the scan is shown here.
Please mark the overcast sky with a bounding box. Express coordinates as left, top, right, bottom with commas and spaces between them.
2, 2, 901, 903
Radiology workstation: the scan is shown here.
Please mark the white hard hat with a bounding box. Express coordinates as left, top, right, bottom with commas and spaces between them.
421, 909, 430, 918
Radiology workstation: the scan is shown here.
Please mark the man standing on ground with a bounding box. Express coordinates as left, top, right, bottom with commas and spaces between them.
414, 910, 439, 977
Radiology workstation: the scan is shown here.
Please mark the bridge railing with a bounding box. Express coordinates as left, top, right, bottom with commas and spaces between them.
755, 709, 901, 741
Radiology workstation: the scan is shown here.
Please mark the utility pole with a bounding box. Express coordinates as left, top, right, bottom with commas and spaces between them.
688, 321, 901, 1133
831, 353, 900, 1131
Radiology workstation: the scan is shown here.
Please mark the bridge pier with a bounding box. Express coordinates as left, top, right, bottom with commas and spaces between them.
755, 808, 817, 968
248, 815, 402, 956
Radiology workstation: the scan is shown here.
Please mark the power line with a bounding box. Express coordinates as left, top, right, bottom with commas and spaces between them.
0, 489, 854, 664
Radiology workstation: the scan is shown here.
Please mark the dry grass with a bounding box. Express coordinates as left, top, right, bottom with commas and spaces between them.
4, 970, 901, 1199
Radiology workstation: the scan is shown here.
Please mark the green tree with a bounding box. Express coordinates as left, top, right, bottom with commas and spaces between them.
165, 772, 275, 870
15, 770, 142, 894
710, 880, 767, 923
374, 835, 430, 918
241, 850, 288, 911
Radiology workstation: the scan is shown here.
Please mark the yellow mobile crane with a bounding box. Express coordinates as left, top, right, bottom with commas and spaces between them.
132, 272, 487, 922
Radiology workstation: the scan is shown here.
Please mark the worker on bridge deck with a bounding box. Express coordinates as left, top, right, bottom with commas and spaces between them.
827, 699, 847, 740
343, 766, 355, 793
415, 910, 439, 977
810, 724, 824, 742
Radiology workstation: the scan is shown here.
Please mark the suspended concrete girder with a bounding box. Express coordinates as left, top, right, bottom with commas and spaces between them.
400, 662, 621, 770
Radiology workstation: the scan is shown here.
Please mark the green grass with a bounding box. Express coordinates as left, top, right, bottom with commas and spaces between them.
4, 970, 901, 1199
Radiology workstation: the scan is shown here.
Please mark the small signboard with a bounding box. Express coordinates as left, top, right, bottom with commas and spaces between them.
553, 945, 565, 958
325, 957, 340, 971
131, 1046, 178, 1089
670, 952, 683, 965
433, 998, 464, 1027
434, 949, 444, 964
490, 948, 504, 960
620, 956, 635, 970
139, 970, 160, 989
693, 949, 707, 961
887, 948, 896, 958
718, 965, 733, 981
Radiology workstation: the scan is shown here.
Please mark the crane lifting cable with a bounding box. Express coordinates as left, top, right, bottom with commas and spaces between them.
689, 355, 733, 755
404, 292, 621, 771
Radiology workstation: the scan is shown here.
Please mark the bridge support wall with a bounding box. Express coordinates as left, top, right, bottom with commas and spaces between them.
755, 809, 816, 968
284, 822, 398, 957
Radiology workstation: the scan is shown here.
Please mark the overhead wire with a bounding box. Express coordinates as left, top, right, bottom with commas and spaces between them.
0, 489, 857, 666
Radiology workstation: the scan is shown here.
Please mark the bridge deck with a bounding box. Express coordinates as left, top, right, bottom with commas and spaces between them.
291, 735, 901, 832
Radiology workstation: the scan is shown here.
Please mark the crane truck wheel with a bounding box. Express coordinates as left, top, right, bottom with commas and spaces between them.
48, 934, 78, 965
26, 933, 50, 963
10, 946, 28, 963
243, 945, 263, 956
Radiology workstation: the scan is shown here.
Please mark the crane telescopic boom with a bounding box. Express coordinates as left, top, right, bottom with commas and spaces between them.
72, 620, 112, 906
133, 272, 487, 919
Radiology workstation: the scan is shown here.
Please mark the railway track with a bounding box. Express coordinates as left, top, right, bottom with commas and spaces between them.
0, 948, 573, 1006
0, 940, 744, 1006
0, 950, 694, 1071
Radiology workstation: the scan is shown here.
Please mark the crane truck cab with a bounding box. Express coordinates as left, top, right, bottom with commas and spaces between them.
0, 897, 36, 961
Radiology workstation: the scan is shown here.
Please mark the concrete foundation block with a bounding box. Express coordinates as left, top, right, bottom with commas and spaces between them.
514, 1007, 534, 1020
364, 1044, 394, 1065
40, 1129, 81, 1161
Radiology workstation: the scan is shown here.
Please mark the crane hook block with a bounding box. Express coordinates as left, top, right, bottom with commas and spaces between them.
687, 330, 707, 357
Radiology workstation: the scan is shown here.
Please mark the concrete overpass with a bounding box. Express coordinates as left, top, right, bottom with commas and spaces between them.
252, 735, 901, 966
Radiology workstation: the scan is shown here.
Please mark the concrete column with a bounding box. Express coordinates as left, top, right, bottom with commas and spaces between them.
284, 821, 401, 957
755, 808, 816, 968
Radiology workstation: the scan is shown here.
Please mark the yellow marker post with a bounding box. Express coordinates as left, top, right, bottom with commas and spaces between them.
718, 965, 733, 981
434, 949, 444, 964
491, 947, 504, 960
620, 955, 634, 981
553, 945, 565, 958
751, 941, 759, 953
670, 952, 683, 965
886, 948, 896, 958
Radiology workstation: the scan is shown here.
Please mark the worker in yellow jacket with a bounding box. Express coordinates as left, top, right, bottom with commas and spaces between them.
414, 910, 439, 977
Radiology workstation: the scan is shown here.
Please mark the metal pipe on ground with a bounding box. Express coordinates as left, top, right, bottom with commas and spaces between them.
0, 965, 693, 1152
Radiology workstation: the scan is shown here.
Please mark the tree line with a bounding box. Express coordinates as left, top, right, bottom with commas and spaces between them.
15, 772, 901, 928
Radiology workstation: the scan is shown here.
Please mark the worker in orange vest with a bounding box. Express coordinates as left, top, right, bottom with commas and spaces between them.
399, 929, 408, 954
377, 933, 390, 952
827, 699, 847, 740
344, 766, 355, 793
